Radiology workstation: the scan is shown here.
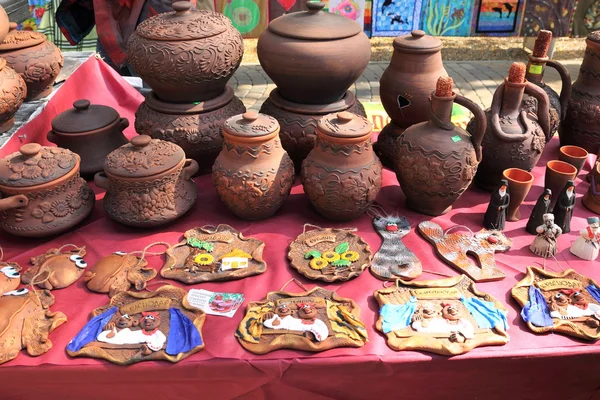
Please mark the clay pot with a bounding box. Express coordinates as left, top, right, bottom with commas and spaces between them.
135, 87, 246, 174
47, 100, 129, 178
0, 143, 94, 237
302, 111, 382, 221
502, 168, 534, 221
373, 122, 403, 170
379, 30, 447, 129
213, 112, 295, 220
94, 135, 198, 227
559, 31, 600, 154
260, 89, 366, 171
559, 145, 589, 175
545, 160, 577, 211
0, 57, 26, 133
394, 87, 486, 216
0, 6, 8, 45
127, 1, 243, 103
257, 1, 370, 104
0, 23, 63, 101
583, 161, 600, 214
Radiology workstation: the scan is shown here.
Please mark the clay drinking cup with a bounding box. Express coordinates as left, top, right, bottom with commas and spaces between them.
559, 145, 588, 176
502, 168, 534, 221
545, 160, 577, 210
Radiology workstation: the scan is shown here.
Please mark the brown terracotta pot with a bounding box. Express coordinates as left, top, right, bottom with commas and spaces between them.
0, 6, 8, 45
544, 160, 577, 211
502, 168, 534, 221
373, 122, 403, 170
259, 89, 366, 171
0, 23, 63, 101
135, 87, 245, 175
558, 145, 589, 176
212, 111, 295, 220
394, 82, 486, 216
301, 111, 382, 221
559, 31, 600, 154
47, 100, 129, 178
127, 1, 243, 103
583, 160, 600, 214
257, 1, 370, 104
0, 143, 94, 237
94, 135, 198, 227
0, 57, 26, 133
379, 30, 447, 129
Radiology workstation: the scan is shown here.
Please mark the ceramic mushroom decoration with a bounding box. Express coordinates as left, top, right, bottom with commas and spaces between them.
0, 57, 26, 133
21, 245, 87, 290
0, 143, 95, 238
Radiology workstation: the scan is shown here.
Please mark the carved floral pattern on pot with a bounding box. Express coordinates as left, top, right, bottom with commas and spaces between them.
105, 139, 179, 174
0, 62, 26, 129
567, 99, 600, 124
30, 184, 92, 224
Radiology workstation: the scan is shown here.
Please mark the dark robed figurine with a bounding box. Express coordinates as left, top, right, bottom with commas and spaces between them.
526, 189, 552, 235
554, 180, 576, 233
484, 179, 510, 230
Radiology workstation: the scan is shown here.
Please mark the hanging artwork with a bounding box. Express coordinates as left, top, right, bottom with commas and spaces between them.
571, 0, 596, 37
512, 266, 600, 341
521, 0, 575, 36
371, 0, 422, 36
0, 262, 21, 294
364, 0, 373, 37
374, 275, 510, 355
329, 0, 366, 30
22, 245, 88, 290
420, 0, 474, 36
475, 0, 522, 34
268, 0, 304, 20
218, 0, 268, 38
67, 285, 205, 365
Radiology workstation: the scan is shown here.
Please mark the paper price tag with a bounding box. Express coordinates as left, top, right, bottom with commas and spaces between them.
187, 289, 244, 318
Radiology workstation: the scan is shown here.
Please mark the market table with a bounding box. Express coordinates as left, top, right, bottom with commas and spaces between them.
0, 56, 599, 400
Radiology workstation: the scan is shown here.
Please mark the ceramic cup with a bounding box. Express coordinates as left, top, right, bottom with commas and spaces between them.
502, 168, 534, 221
545, 160, 577, 211
559, 145, 588, 176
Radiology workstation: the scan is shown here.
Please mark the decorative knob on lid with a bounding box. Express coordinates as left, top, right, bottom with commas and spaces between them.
306, 1, 325, 13
242, 111, 259, 123
411, 30, 425, 39
131, 135, 152, 148
19, 143, 41, 157
8, 22, 17, 32
73, 99, 91, 111
172, 1, 192, 14
336, 111, 354, 123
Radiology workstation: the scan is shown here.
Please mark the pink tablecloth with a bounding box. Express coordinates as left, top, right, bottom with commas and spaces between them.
1, 57, 599, 400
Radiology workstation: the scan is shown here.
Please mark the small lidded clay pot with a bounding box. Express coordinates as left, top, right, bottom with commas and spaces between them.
212, 111, 295, 220
0, 143, 95, 237
301, 111, 382, 221
0, 57, 26, 133
94, 135, 199, 227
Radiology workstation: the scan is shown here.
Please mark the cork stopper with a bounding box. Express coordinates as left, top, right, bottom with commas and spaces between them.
435, 76, 454, 97
508, 62, 526, 84
533, 30, 552, 58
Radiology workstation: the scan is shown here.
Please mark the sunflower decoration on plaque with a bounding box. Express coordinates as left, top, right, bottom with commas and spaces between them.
66, 285, 205, 365
160, 225, 266, 284
288, 226, 372, 282
512, 266, 600, 341
374, 275, 510, 356
236, 280, 368, 354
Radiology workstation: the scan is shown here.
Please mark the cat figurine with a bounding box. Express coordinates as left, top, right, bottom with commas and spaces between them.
371, 215, 422, 280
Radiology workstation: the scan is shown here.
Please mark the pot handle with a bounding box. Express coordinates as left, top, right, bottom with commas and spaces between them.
182, 159, 199, 180
47, 130, 58, 144
0, 194, 28, 212
120, 117, 130, 131
94, 172, 110, 190
545, 60, 571, 121
454, 94, 487, 162
525, 82, 552, 142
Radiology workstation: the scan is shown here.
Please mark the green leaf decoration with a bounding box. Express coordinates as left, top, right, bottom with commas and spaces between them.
187, 237, 203, 248
202, 242, 214, 252
334, 242, 349, 254
304, 250, 322, 259
331, 259, 351, 267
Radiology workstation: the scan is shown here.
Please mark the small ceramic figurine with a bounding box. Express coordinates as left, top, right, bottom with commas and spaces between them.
554, 180, 576, 233
530, 213, 562, 258
483, 179, 510, 230
22, 245, 87, 290
526, 189, 552, 235
570, 217, 600, 261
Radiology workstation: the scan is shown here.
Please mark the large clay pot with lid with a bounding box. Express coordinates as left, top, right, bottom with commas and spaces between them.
394, 77, 486, 216
47, 100, 129, 178
0, 22, 63, 100
0, 143, 94, 237
0, 6, 9, 44
127, 1, 243, 103
0, 57, 26, 133
301, 111, 382, 221
94, 135, 199, 227
212, 111, 295, 220
257, 1, 371, 105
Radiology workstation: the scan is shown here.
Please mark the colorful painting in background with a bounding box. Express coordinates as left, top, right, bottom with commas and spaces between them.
329, 0, 366, 30
420, 0, 474, 36
268, 0, 304, 21
371, 0, 422, 36
20, 0, 49, 31
363, 0, 372, 37
475, 0, 521, 33
521, 0, 575, 37
218, 0, 268, 38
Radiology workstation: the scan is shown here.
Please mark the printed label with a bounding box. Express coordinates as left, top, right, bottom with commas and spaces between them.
196, 232, 234, 243
528, 64, 543, 74
120, 298, 171, 315
305, 234, 337, 246
411, 288, 462, 300
536, 279, 582, 291
187, 289, 244, 318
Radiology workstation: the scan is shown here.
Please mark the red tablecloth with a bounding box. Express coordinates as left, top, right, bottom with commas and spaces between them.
1, 57, 600, 400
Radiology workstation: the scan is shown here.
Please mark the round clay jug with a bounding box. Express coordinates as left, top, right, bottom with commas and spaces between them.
0, 6, 8, 44
559, 30, 600, 154
379, 30, 447, 129
301, 111, 382, 221
470, 62, 551, 191
212, 111, 295, 220
0, 57, 26, 133
394, 77, 486, 216
127, 1, 243, 103
257, 1, 370, 104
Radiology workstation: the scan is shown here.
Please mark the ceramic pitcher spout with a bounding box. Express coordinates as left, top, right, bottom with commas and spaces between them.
0, 194, 28, 212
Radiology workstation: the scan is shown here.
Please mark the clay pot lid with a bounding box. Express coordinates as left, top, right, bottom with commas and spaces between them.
317, 111, 372, 138
135, 1, 230, 41
0, 23, 45, 51
51, 100, 119, 133
268, 1, 362, 40
104, 135, 185, 178
223, 111, 279, 138
588, 30, 600, 43
0, 143, 77, 188
393, 30, 442, 53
